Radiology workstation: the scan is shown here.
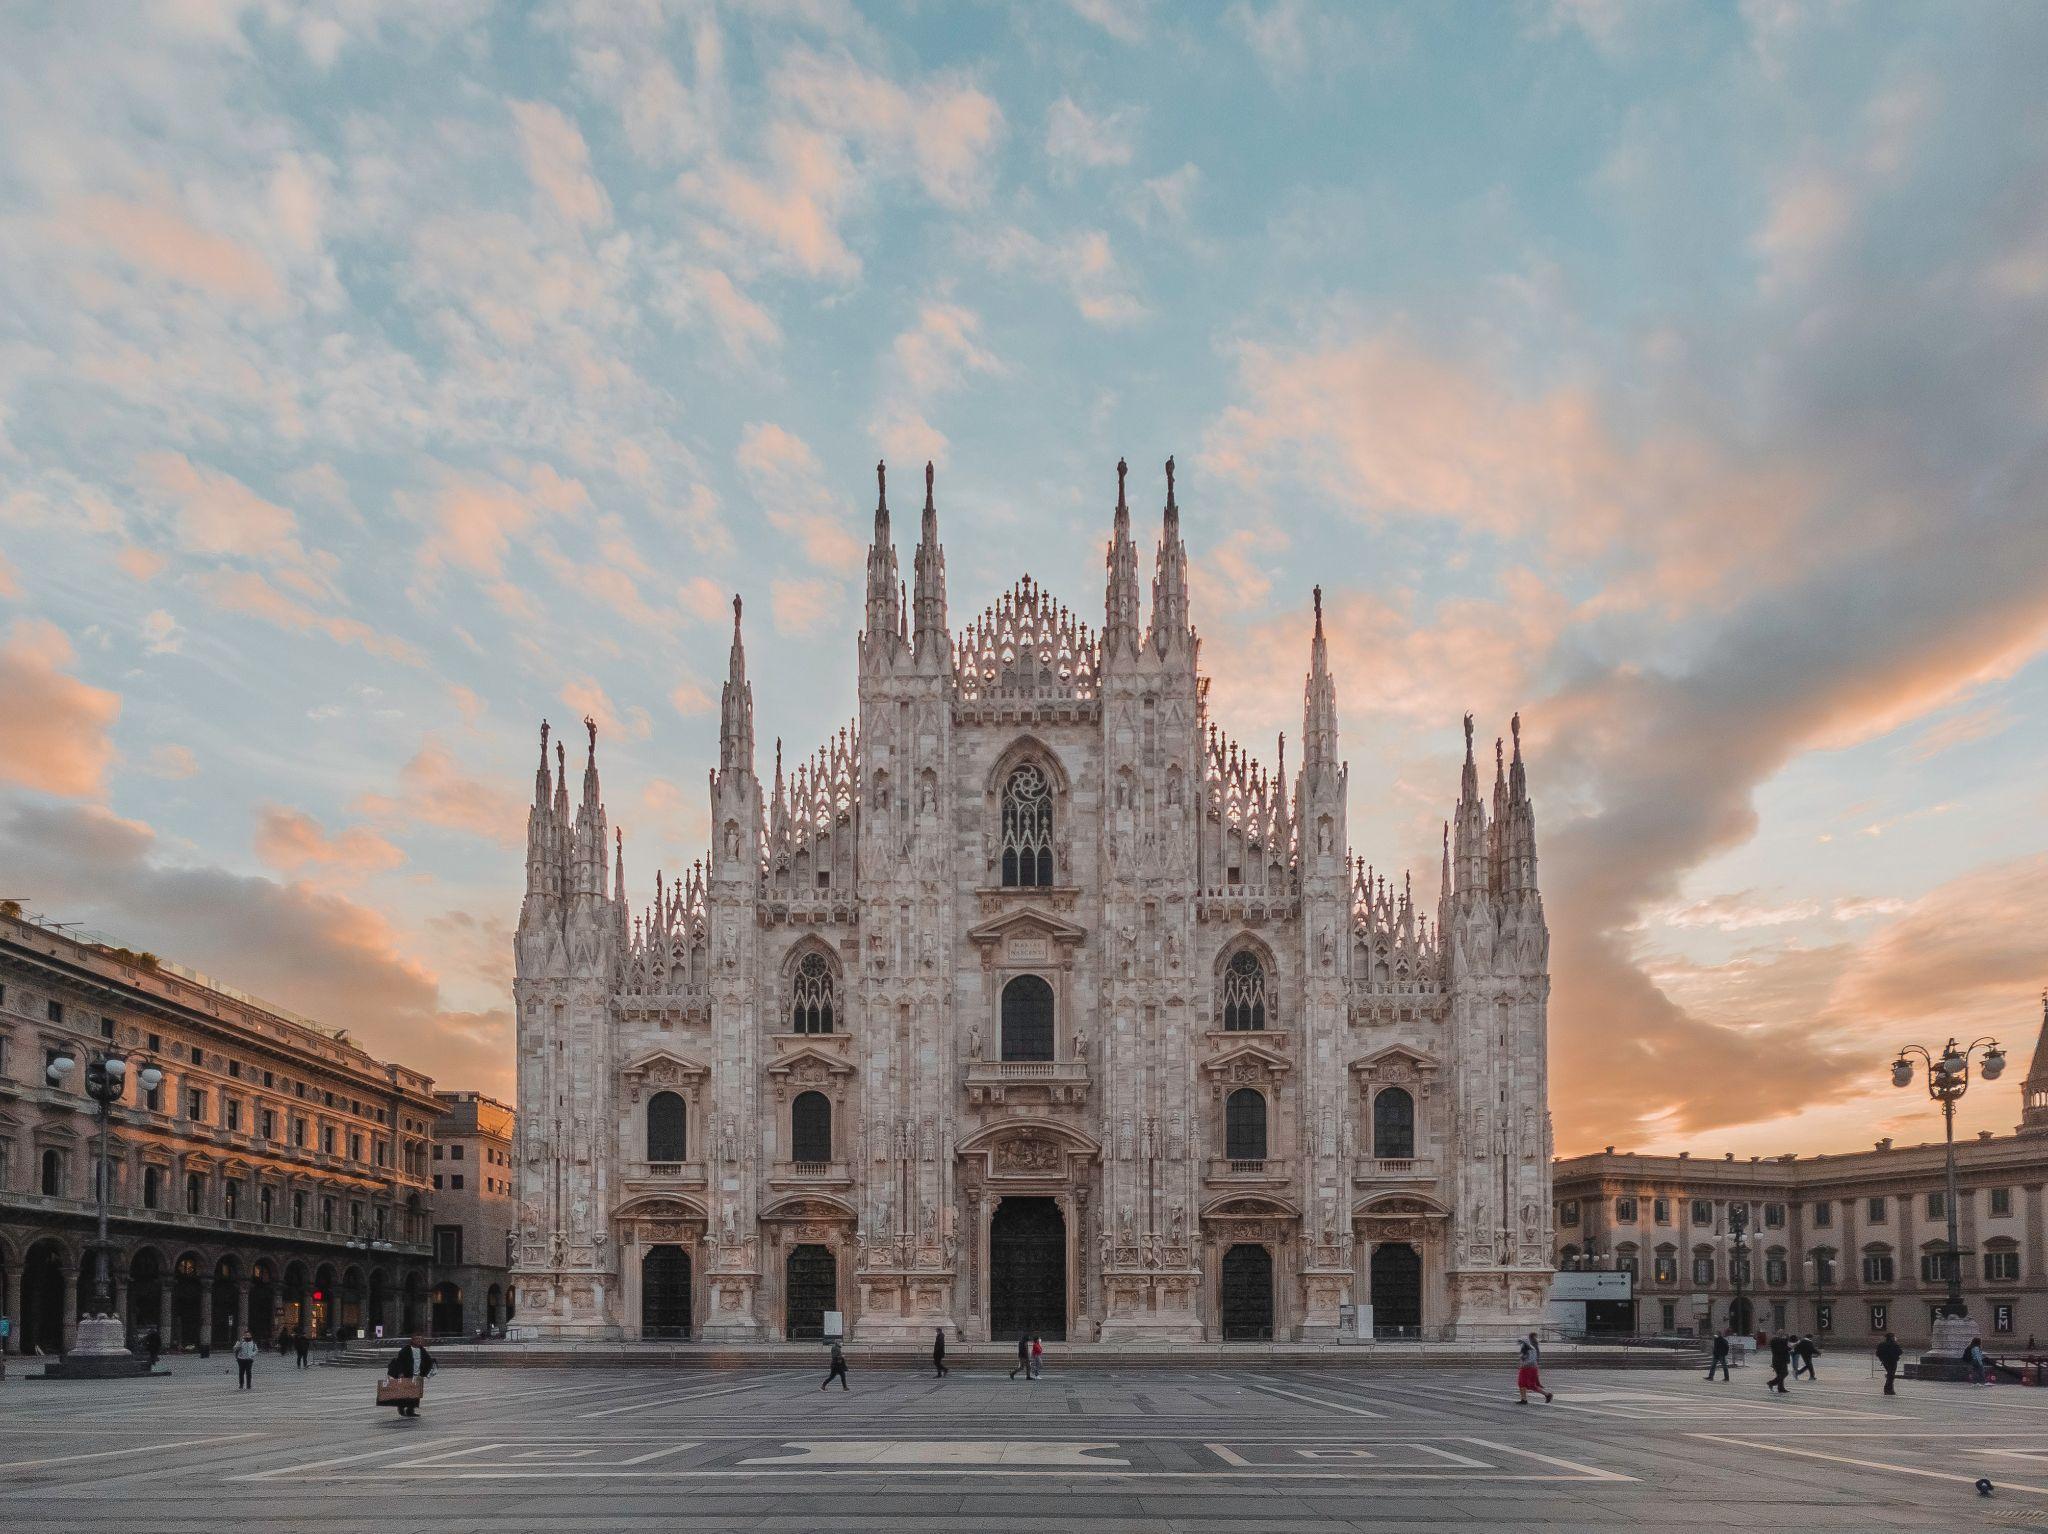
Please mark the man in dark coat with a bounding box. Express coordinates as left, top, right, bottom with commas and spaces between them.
386, 1334, 436, 1417
293, 1327, 311, 1368
1766, 1331, 1792, 1393
1875, 1332, 1903, 1394
932, 1328, 947, 1379
1706, 1328, 1731, 1382
821, 1340, 849, 1391
1010, 1334, 1030, 1380
144, 1328, 162, 1367
1794, 1333, 1819, 1380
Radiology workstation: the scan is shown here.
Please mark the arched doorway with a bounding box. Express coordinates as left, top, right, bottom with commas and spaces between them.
990, 1196, 1066, 1341
643, 1247, 691, 1339
1220, 1244, 1274, 1341
21, 1240, 68, 1355
282, 1261, 309, 1334
211, 1256, 240, 1349
485, 1283, 503, 1330
402, 1270, 425, 1335
367, 1269, 390, 1338
249, 1260, 277, 1343
1370, 1242, 1422, 1337
129, 1248, 165, 1340
784, 1245, 836, 1340
172, 1253, 205, 1348
312, 1264, 337, 1337
431, 1281, 464, 1336
1727, 1296, 1754, 1334
340, 1265, 366, 1338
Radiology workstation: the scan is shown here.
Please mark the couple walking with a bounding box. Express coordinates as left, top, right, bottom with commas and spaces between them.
1010, 1335, 1045, 1380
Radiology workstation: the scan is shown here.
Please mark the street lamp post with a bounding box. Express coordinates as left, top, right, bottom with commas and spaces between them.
1804, 1253, 1830, 1337
44, 1047, 163, 1375
1727, 1202, 1750, 1334
1891, 1035, 2005, 1366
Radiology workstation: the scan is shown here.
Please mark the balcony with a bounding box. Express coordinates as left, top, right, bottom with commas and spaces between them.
1353, 1157, 1439, 1184
767, 1159, 853, 1190
1206, 1156, 1292, 1186
626, 1160, 708, 1189
964, 1056, 1090, 1107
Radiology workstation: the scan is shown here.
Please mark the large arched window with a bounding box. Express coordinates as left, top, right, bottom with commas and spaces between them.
143, 1165, 162, 1210
1000, 764, 1054, 887
41, 1148, 63, 1196
1225, 1088, 1268, 1162
186, 1172, 204, 1214
791, 1091, 832, 1164
791, 951, 835, 1034
647, 1090, 687, 1162
1373, 1087, 1415, 1159
1000, 974, 1055, 1062
1222, 951, 1268, 1031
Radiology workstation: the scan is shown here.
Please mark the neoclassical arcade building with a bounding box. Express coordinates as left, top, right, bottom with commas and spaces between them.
0, 910, 439, 1356
513, 461, 1554, 1344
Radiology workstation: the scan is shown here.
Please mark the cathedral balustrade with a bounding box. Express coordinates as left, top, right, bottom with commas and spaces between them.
1205, 1155, 1292, 1187
625, 1159, 707, 1189
767, 1159, 852, 1189
1194, 892, 1300, 923
963, 1056, 1090, 1107
1354, 1156, 1437, 1183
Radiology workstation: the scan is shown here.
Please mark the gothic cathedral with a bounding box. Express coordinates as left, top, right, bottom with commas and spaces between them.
512, 460, 1553, 1344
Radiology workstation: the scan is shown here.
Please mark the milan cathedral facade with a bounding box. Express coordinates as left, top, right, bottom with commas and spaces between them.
512, 460, 1553, 1344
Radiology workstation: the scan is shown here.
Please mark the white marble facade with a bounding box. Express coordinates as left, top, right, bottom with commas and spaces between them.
512, 460, 1553, 1344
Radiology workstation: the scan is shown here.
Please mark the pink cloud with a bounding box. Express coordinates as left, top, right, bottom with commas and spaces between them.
55, 196, 284, 311
736, 421, 864, 569
138, 451, 304, 565
194, 569, 421, 664
771, 574, 838, 637
254, 805, 405, 878
353, 738, 526, 847
511, 100, 611, 229
0, 618, 121, 798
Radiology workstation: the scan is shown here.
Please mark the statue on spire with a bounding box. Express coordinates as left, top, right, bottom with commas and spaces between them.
1164, 454, 1176, 507
924, 459, 934, 508
1116, 456, 1128, 506
1463, 712, 1475, 756
876, 458, 887, 509
585, 714, 598, 755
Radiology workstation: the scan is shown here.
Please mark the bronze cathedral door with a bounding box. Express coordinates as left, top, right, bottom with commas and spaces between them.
989, 1196, 1067, 1341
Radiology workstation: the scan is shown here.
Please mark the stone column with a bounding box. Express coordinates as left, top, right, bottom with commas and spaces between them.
236, 1278, 252, 1337
2, 1262, 23, 1354
197, 1278, 214, 1352
60, 1266, 80, 1353
158, 1278, 174, 1346
113, 1275, 129, 1340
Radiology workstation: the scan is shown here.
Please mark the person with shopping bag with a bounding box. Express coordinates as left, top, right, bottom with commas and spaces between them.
380, 1333, 437, 1418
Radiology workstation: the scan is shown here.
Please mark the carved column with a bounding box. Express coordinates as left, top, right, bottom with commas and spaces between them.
60, 1265, 79, 1352
197, 1278, 214, 1349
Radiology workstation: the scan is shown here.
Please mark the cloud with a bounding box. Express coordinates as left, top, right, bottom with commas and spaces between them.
511, 99, 612, 229
353, 738, 525, 847
668, 678, 713, 715
971, 224, 1146, 325
1137, 162, 1200, 228
1655, 891, 1822, 931
0, 550, 16, 597
865, 302, 1001, 466
1045, 97, 1138, 177
735, 421, 864, 569
1225, 0, 1384, 81
143, 743, 199, 780
652, 259, 782, 360
193, 569, 421, 664
139, 609, 182, 655
771, 574, 839, 637
116, 547, 167, 582
561, 675, 653, 742
0, 618, 121, 797
1904, 702, 2011, 762
0, 800, 511, 1094
53, 195, 284, 312
1064, 0, 1151, 42
254, 804, 406, 879
137, 451, 306, 567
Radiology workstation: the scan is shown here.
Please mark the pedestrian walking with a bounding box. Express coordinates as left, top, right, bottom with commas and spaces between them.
274, 1325, 291, 1357
144, 1328, 162, 1368
1876, 1332, 1903, 1394
1030, 1336, 1044, 1379
821, 1340, 849, 1391
1766, 1331, 1791, 1393
1515, 1333, 1553, 1404
932, 1328, 947, 1379
384, 1333, 436, 1417
1967, 1336, 1989, 1386
1009, 1335, 1030, 1380
1705, 1328, 1731, 1382
1793, 1333, 1819, 1380
293, 1328, 310, 1368
233, 1329, 258, 1390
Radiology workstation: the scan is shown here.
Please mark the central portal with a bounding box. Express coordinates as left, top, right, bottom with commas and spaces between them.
989, 1195, 1067, 1341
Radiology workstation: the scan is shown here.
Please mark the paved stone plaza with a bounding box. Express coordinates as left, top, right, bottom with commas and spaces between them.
4, 1358, 2046, 1531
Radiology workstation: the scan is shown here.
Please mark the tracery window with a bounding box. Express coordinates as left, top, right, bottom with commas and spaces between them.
1000, 764, 1054, 887
791, 951, 835, 1034
1222, 951, 1268, 1031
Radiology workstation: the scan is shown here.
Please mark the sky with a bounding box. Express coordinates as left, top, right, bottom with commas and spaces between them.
2, 0, 2045, 1160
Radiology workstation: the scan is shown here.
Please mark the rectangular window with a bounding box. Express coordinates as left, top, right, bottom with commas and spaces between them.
1986, 1250, 2021, 1281
292, 1191, 305, 1228
1813, 1201, 1833, 1227
450, 1174, 463, 1190
1870, 1304, 1887, 1332
1653, 1197, 1671, 1225
433, 1144, 443, 1160
1692, 1255, 1715, 1285
1765, 1256, 1787, 1286
1991, 1187, 2013, 1217
1997, 1303, 2015, 1334
320, 1197, 334, 1232
226, 1100, 241, 1132
322, 1126, 335, 1154
1863, 1254, 1895, 1285
100, 1015, 114, 1038
1653, 1256, 1677, 1285
261, 1108, 276, 1139
1660, 1301, 1676, 1331
227, 1059, 241, 1078
1920, 1252, 1954, 1283
432, 1174, 442, 1190
293, 1119, 306, 1147
147, 1032, 160, 1051
1813, 1253, 1837, 1286
1691, 1199, 1713, 1227
1867, 1197, 1887, 1223
46, 999, 63, 1023
1763, 1203, 1785, 1229
145, 1081, 160, 1112
450, 1144, 464, 1161
1771, 1301, 1786, 1331
262, 1069, 273, 1088
350, 1133, 362, 1161
186, 1089, 207, 1122
259, 1187, 272, 1223
434, 1226, 462, 1266
1926, 1191, 1945, 1218
1617, 1253, 1639, 1279
1558, 1199, 1578, 1227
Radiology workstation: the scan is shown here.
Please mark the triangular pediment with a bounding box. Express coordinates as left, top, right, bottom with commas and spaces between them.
1350, 1044, 1442, 1078
621, 1047, 710, 1081
765, 1042, 856, 1078
965, 905, 1088, 947
1202, 1038, 1294, 1075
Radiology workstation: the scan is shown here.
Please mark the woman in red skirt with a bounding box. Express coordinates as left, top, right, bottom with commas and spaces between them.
1516, 1332, 1553, 1404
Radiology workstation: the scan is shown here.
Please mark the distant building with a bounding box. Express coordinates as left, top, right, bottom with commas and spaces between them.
1553, 1000, 2048, 1350
430, 1090, 515, 1335
0, 909, 439, 1355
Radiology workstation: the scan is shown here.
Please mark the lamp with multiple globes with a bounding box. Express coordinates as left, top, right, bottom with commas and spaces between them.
1888, 1036, 2004, 1332
44, 1047, 164, 1365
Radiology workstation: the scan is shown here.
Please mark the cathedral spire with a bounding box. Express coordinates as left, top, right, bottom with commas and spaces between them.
719, 594, 755, 778
913, 459, 948, 652
1104, 456, 1142, 658
865, 459, 903, 644
1505, 712, 1539, 895
1303, 585, 1339, 775
570, 714, 608, 901
1453, 712, 1488, 900
2021, 990, 2048, 1136
1148, 455, 1192, 653
521, 719, 561, 918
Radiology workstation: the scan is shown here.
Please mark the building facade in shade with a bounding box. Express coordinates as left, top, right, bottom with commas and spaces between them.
430, 1090, 516, 1336
0, 910, 439, 1356
513, 461, 1554, 1344
1552, 1000, 2048, 1348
